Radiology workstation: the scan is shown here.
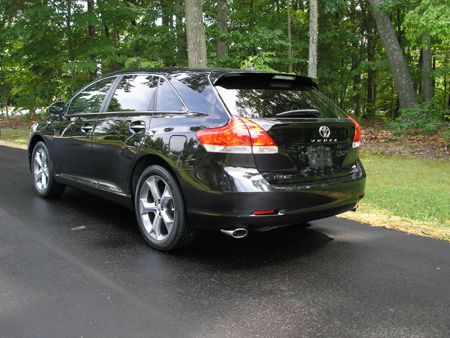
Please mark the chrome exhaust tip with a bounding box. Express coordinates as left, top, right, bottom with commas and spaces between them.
220, 228, 248, 239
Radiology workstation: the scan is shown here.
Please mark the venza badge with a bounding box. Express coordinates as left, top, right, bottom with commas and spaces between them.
319, 126, 331, 138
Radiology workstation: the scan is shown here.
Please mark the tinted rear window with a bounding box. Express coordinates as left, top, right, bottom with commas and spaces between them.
215, 76, 346, 119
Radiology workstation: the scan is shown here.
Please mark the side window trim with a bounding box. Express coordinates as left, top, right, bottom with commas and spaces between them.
65, 75, 119, 116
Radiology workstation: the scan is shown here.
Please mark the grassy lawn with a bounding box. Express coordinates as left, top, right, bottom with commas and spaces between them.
340, 154, 450, 241
0, 128, 29, 148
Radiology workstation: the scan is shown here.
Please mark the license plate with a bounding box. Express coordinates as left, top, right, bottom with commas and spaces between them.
306, 146, 333, 169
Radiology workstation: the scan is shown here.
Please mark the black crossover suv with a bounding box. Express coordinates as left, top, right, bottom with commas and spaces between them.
28, 69, 366, 251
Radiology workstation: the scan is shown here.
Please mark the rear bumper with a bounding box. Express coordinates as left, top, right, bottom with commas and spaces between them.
178, 168, 366, 230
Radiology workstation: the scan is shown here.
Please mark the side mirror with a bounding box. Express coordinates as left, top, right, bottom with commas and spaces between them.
48, 101, 65, 116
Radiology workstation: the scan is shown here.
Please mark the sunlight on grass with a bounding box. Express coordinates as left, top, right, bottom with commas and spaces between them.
340, 153, 450, 241
0, 128, 29, 146
361, 154, 449, 226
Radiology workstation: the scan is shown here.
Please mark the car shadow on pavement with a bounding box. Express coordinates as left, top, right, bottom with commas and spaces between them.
173, 225, 334, 269
55, 188, 334, 267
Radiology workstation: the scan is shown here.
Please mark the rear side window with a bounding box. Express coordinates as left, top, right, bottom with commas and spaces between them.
215, 76, 346, 119
108, 75, 158, 112
156, 78, 185, 112
68, 77, 115, 115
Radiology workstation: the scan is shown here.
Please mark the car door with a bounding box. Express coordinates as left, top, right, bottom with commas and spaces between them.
53, 77, 117, 184
90, 74, 159, 196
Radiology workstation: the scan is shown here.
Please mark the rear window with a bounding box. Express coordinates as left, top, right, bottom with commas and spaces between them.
215, 75, 346, 119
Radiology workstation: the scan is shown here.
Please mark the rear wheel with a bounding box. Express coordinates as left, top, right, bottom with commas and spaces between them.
135, 165, 195, 251
31, 141, 65, 198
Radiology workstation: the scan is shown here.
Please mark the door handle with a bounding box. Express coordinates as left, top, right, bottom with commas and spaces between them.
129, 121, 146, 134
81, 124, 93, 133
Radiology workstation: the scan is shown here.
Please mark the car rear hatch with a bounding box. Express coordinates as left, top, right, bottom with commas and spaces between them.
212, 71, 360, 185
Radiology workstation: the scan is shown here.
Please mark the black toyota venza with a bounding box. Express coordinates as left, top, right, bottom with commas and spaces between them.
28, 69, 366, 251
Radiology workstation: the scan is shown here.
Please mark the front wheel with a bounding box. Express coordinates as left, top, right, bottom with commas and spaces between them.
135, 165, 195, 251
31, 141, 65, 198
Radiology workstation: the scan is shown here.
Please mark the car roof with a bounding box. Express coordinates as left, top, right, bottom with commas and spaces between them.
98, 68, 316, 86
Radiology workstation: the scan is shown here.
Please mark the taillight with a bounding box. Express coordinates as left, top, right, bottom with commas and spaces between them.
195, 116, 278, 154
347, 116, 361, 148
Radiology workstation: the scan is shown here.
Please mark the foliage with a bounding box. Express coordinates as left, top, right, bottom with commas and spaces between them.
403, 0, 450, 47
391, 99, 449, 134
240, 52, 278, 72
0, 0, 448, 132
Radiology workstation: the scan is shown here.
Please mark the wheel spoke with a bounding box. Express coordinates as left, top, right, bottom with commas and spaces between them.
160, 185, 172, 205
41, 152, 47, 166
41, 171, 47, 187
152, 213, 163, 239
161, 210, 174, 234
36, 154, 43, 167
147, 176, 161, 201
35, 169, 43, 181
141, 215, 153, 233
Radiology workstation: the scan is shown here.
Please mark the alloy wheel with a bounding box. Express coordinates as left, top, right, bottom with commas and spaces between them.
33, 147, 50, 192
138, 175, 176, 241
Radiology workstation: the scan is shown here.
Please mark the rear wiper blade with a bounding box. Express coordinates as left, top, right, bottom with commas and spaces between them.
276, 109, 320, 118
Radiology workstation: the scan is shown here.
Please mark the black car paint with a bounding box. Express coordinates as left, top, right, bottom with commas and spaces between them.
29, 69, 366, 231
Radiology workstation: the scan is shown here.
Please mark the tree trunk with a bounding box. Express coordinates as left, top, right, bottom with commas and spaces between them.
185, 0, 207, 68
308, 0, 318, 78
87, 0, 96, 38
287, 0, 293, 73
175, 1, 187, 64
161, 0, 173, 31
351, 54, 361, 118
66, 0, 76, 94
422, 35, 433, 101
368, 0, 418, 109
87, 0, 97, 79
216, 0, 228, 60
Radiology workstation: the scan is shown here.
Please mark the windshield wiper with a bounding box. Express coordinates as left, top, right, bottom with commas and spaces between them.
276, 109, 320, 118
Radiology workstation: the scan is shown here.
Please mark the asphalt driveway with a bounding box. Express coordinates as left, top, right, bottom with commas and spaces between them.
0, 146, 449, 337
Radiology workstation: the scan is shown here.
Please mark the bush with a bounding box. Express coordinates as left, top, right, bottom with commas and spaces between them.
391, 99, 449, 135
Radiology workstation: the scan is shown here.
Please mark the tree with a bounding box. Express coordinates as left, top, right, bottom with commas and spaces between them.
216, 0, 228, 60
308, 0, 318, 78
287, 0, 293, 73
422, 35, 433, 101
368, 0, 418, 109
175, 1, 187, 64
185, 0, 207, 68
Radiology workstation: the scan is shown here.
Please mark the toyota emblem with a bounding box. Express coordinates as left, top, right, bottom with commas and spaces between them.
319, 126, 331, 138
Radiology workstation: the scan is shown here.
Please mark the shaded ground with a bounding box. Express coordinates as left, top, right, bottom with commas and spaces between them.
1, 146, 449, 337
361, 120, 449, 160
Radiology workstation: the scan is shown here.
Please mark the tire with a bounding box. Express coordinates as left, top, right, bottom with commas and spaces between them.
31, 141, 65, 198
134, 165, 195, 251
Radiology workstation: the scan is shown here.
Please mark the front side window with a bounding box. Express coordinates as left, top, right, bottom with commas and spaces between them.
68, 78, 116, 115
156, 78, 185, 112
108, 75, 158, 112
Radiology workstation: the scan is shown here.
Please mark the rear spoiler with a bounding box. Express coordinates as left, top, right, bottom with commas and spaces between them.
211, 71, 318, 89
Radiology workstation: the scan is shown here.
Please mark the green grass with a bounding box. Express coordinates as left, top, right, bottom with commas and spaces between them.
0, 128, 29, 146
360, 154, 450, 228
